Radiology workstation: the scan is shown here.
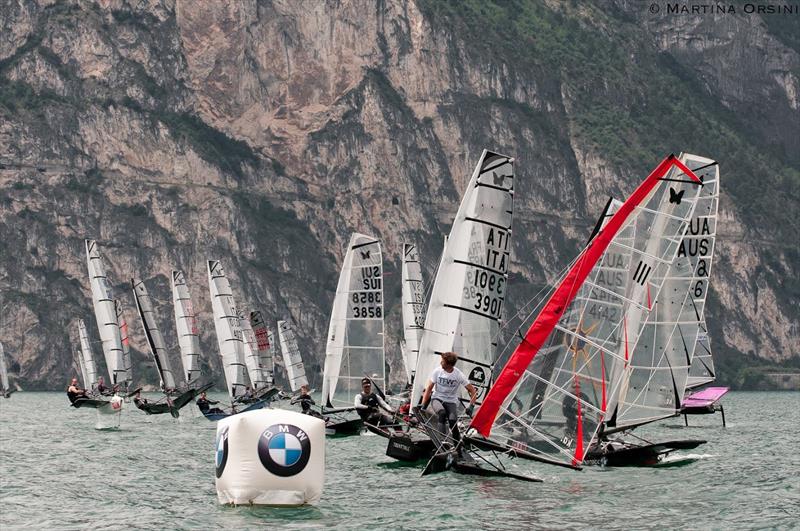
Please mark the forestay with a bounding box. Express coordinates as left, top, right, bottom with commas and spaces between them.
615, 154, 719, 428
86, 240, 131, 388
77, 320, 99, 390
132, 278, 178, 391
241, 312, 271, 390
277, 320, 308, 392
471, 155, 703, 467
250, 311, 274, 387
411, 150, 514, 409
401, 243, 426, 385
172, 270, 202, 385
322, 233, 385, 409
208, 260, 248, 400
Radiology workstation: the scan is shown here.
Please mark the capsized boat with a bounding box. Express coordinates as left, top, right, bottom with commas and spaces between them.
465, 154, 704, 474
320, 233, 385, 436
386, 150, 515, 465
1, 342, 14, 398
131, 278, 211, 417
205, 260, 270, 420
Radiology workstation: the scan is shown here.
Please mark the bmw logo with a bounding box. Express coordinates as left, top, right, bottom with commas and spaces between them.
215, 426, 229, 478
257, 424, 311, 477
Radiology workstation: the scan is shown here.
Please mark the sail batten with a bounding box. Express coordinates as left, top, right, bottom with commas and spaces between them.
322, 233, 385, 409
411, 150, 514, 409
470, 155, 703, 466
207, 260, 247, 400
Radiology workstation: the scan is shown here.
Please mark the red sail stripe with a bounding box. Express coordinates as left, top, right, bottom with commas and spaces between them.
573, 377, 584, 466
600, 352, 607, 413
471, 155, 701, 436
624, 317, 629, 363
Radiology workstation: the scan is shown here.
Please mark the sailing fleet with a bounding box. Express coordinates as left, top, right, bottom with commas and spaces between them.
2, 149, 729, 480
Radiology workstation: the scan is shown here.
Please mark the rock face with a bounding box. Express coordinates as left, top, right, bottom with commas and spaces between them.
0, 0, 797, 390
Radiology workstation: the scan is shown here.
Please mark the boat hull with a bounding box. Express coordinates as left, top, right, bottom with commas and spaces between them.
325, 418, 363, 437
584, 439, 707, 467
201, 398, 269, 421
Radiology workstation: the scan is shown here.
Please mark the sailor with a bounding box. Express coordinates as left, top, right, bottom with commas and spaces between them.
291, 384, 323, 419
66, 377, 87, 404
133, 390, 149, 411
95, 376, 109, 395
196, 391, 224, 415
354, 378, 395, 427
420, 351, 477, 444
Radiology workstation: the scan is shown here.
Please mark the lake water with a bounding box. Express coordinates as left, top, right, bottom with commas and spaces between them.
1, 391, 798, 529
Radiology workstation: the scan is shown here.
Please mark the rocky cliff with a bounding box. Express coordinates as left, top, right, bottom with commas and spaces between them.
1, 0, 797, 391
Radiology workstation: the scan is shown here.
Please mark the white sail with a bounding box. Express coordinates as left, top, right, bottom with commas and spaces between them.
240, 312, 271, 390
132, 278, 178, 391
0, 342, 9, 395
401, 243, 426, 385
207, 260, 248, 400
322, 233, 384, 409
615, 154, 719, 427
688, 321, 715, 389
470, 155, 703, 467
172, 270, 202, 386
77, 320, 99, 390
250, 311, 274, 387
86, 239, 131, 388
277, 320, 308, 392
411, 150, 514, 408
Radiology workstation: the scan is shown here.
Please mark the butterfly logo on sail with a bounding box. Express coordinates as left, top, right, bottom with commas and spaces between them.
360, 250, 371, 260
492, 172, 504, 186
669, 187, 685, 205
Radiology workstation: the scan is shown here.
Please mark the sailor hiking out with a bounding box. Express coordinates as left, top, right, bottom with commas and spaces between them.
355, 378, 395, 427
292, 384, 324, 419
420, 352, 477, 445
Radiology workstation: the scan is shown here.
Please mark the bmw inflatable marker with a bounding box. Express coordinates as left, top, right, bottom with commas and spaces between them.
215, 409, 325, 506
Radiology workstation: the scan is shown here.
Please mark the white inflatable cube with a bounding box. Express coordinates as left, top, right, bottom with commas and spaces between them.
215, 409, 325, 506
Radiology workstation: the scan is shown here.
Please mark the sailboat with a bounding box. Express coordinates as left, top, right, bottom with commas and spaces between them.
1, 342, 13, 398
276, 319, 309, 393
460, 154, 703, 475
205, 260, 270, 421
400, 243, 426, 387
68, 318, 124, 419
83, 240, 129, 418
249, 311, 277, 394
131, 278, 210, 417
386, 150, 515, 461
320, 233, 385, 436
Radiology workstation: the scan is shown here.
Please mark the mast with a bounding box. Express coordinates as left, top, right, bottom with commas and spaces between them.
614, 154, 720, 428
322, 233, 384, 409
172, 270, 202, 386
77, 319, 99, 390
277, 320, 308, 392
401, 243, 425, 385
207, 260, 248, 400
132, 278, 178, 392
411, 150, 514, 409
85, 239, 131, 390
470, 155, 703, 467
250, 311, 275, 387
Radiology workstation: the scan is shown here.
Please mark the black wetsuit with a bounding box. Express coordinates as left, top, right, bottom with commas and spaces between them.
292, 393, 323, 419
197, 397, 223, 415
356, 392, 393, 426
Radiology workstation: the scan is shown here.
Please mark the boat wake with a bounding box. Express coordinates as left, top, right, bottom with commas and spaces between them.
657, 453, 715, 467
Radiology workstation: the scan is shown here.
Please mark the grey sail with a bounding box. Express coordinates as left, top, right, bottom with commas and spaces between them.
132, 278, 178, 391
0, 342, 10, 396
277, 320, 308, 392
207, 260, 248, 400
172, 270, 202, 386
77, 320, 99, 390
250, 311, 275, 387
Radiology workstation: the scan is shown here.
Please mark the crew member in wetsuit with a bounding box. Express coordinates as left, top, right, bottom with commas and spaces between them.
354, 378, 395, 427
420, 352, 477, 445
196, 391, 224, 415
291, 384, 323, 419
95, 376, 109, 395
133, 390, 149, 411
67, 378, 88, 404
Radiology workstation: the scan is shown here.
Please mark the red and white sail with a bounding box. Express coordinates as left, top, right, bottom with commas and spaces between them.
470, 155, 703, 466
250, 311, 275, 388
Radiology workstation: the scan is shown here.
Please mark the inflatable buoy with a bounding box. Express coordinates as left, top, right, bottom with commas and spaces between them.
215, 409, 325, 506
